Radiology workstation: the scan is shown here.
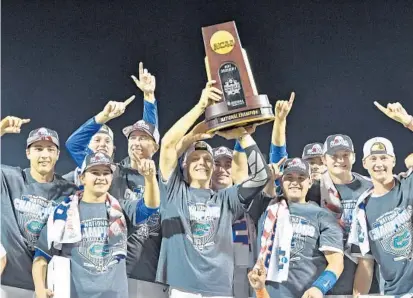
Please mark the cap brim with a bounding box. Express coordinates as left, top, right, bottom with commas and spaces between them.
81, 163, 116, 174
124, 126, 155, 141
283, 168, 310, 178
325, 145, 353, 155
27, 137, 59, 148
302, 153, 323, 160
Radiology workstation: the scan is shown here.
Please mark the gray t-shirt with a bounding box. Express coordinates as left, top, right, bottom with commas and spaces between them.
365, 173, 413, 295
64, 165, 161, 282
253, 201, 343, 298
36, 201, 135, 298
332, 175, 381, 295
0, 165, 76, 290
156, 166, 246, 296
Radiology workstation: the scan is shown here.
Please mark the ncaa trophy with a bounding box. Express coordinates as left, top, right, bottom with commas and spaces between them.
202, 21, 274, 133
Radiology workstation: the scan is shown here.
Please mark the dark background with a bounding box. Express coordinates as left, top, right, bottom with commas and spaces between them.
2, 0, 413, 176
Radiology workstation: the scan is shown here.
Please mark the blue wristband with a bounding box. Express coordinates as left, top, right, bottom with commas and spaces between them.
234, 140, 245, 152
311, 270, 337, 295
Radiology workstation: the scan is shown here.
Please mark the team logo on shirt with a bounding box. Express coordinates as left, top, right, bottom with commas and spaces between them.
340, 199, 358, 239
290, 215, 316, 261
13, 195, 58, 250
187, 202, 221, 251
78, 218, 125, 273
368, 205, 413, 260
124, 187, 161, 239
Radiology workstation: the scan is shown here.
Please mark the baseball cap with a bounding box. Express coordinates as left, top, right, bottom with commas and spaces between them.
122, 120, 160, 144
97, 125, 114, 141
323, 134, 354, 155
212, 146, 233, 161
183, 141, 214, 164
363, 137, 395, 160
283, 158, 311, 178
302, 143, 324, 160
27, 127, 59, 148
79, 152, 116, 175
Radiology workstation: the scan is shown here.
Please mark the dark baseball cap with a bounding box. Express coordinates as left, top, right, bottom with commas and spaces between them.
183, 141, 214, 164
323, 134, 354, 155
27, 127, 59, 148
80, 152, 116, 175
283, 158, 311, 178
122, 120, 160, 144
212, 146, 233, 161
302, 143, 324, 160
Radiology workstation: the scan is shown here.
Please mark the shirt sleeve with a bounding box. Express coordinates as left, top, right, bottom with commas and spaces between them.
269, 143, 288, 194
122, 199, 159, 226
159, 165, 186, 203
34, 225, 54, 262
65, 117, 101, 167
318, 209, 344, 254
143, 99, 159, 128
399, 168, 413, 203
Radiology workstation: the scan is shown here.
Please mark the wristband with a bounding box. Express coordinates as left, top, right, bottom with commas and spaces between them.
311, 270, 337, 295
234, 140, 245, 152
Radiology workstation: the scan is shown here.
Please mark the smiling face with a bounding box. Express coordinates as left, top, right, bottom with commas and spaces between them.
128, 130, 158, 160
80, 165, 113, 197
306, 156, 326, 181
88, 132, 114, 157
281, 172, 312, 202
324, 150, 355, 177
363, 154, 395, 184
26, 141, 59, 175
186, 150, 214, 185
212, 156, 233, 190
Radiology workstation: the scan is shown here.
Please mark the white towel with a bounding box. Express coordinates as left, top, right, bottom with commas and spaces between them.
256, 200, 293, 283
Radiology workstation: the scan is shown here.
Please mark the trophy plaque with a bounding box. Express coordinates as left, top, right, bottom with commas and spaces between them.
202, 21, 274, 133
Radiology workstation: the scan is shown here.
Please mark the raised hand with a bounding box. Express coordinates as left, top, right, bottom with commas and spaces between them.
197, 80, 222, 110
275, 92, 295, 120
131, 62, 156, 97
268, 157, 287, 181
216, 126, 251, 140
374, 101, 412, 126
95, 95, 135, 124
136, 158, 156, 178
0, 116, 30, 136
248, 259, 266, 290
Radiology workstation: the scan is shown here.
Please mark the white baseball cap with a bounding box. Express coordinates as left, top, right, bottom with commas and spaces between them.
363, 137, 395, 160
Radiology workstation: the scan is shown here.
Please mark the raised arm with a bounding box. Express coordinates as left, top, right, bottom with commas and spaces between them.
160, 81, 221, 180
136, 159, 160, 209
66, 96, 135, 167
217, 128, 271, 205
131, 62, 159, 128
0, 116, 30, 137
374, 101, 413, 132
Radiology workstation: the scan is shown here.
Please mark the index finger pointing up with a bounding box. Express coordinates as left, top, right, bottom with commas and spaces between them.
288, 92, 295, 106
139, 62, 144, 77
124, 95, 136, 106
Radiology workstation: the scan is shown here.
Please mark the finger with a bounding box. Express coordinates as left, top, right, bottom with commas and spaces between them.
275, 101, 282, 112
210, 87, 223, 94
131, 75, 140, 85
206, 80, 216, 87
209, 93, 222, 102
151, 75, 156, 87
144, 68, 148, 74
281, 101, 290, 111
15, 118, 23, 128
288, 91, 295, 105
124, 95, 135, 106
276, 156, 288, 167
139, 62, 144, 78
21, 119, 31, 124
374, 101, 389, 115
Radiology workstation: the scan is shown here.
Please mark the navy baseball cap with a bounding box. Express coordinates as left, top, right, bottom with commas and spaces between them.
80, 152, 116, 175
27, 127, 59, 148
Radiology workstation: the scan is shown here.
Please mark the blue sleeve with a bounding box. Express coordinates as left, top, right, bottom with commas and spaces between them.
269, 143, 288, 193
234, 140, 245, 153
143, 99, 159, 129
65, 117, 102, 167
122, 198, 159, 225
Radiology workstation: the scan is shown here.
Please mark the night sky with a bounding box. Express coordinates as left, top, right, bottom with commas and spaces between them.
2, 0, 413, 175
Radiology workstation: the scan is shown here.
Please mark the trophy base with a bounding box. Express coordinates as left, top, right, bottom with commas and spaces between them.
205, 95, 274, 134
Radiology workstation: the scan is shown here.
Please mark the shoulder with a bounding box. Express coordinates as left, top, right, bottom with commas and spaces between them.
54, 174, 78, 193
